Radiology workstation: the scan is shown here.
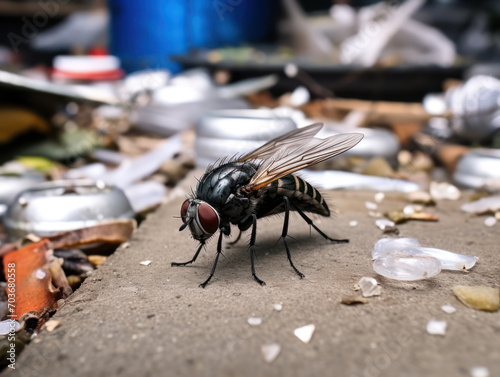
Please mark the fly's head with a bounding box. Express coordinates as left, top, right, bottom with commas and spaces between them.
179, 199, 220, 241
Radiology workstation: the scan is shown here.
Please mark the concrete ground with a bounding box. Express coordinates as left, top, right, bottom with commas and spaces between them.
6, 177, 500, 377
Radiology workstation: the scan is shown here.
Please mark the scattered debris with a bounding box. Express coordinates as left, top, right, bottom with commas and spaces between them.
426, 320, 447, 335
408, 191, 435, 205
365, 201, 378, 210
349, 220, 358, 227
441, 304, 457, 314
375, 219, 395, 230
88, 255, 107, 267
452, 286, 500, 312
358, 277, 381, 297
462, 196, 500, 215
385, 208, 438, 224
294, 324, 315, 344
340, 295, 368, 305
261, 343, 281, 363
430, 181, 461, 200
248, 317, 262, 326
273, 303, 283, 312
140, 260, 152, 266
470, 366, 490, 377
372, 238, 478, 271
374, 192, 385, 203
44, 319, 62, 332
374, 256, 442, 281
483, 217, 497, 227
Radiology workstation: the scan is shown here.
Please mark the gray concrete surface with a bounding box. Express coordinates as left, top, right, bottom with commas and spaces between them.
5, 183, 500, 377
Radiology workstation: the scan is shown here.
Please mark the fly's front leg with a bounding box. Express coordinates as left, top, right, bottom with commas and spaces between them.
289, 201, 348, 243
248, 214, 265, 286
171, 241, 205, 266
199, 229, 225, 288
282, 197, 305, 278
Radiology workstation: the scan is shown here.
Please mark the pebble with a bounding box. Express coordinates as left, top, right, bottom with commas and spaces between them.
426, 320, 447, 335
375, 219, 395, 230
294, 324, 315, 344
452, 286, 500, 312
139, 260, 152, 266
441, 304, 456, 314
261, 343, 281, 363
484, 216, 497, 227
358, 277, 381, 297
470, 366, 490, 377
374, 192, 385, 203
273, 303, 283, 312
430, 181, 461, 200
248, 317, 262, 326
349, 220, 358, 227
365, 201, 378, 210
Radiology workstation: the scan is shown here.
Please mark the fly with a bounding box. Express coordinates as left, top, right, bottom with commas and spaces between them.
172, 123, 363, 287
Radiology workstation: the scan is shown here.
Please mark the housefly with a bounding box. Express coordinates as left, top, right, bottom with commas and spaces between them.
172, 123, 363, 287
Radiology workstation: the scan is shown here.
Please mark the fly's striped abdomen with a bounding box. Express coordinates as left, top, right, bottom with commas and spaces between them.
274, 174, 330, 216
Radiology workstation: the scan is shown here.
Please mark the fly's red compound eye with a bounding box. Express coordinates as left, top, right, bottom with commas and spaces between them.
180, 200, 190, 222
197, 203, 219, 234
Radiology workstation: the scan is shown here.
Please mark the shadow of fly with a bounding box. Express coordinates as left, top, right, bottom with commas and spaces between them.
172, 123, 363, 287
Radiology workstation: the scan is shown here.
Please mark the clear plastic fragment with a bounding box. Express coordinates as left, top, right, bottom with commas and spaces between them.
373, 256, 442, 281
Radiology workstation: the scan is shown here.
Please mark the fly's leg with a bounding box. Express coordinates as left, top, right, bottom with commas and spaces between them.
199, 230, 225, 288
248, 214, 266, 286
228, 230, 242, 245
289, 200, 348, 243
171, 241, 205, 266
282, 197, 305, 278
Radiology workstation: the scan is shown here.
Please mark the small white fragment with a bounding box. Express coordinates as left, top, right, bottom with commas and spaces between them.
358, 277, 381, 297
375, 219, 395, 230
289, 86, 310, 107
374, 192, 385, 203
365, 201, 378, 210
294, 324, 315, 344
0, 320, 21, 335
484, 216, 497, 227
470, 366, 490, 377
441, 304, 456, 314
349, 220, 358, 227
368, 211, 382, 218
248, 317, 262, 326
403, 205, 415, 215
430, 181, 461, 201
35, 269, 46, 279
261, 343, 281, 363
461, 196, 500, 214
273, 303, 283, 312
44, 319, 62, 332
426, 320, 447, 335
139, 260, 152, 266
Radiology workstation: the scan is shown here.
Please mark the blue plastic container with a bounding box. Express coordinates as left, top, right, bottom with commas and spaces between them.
109, 0, 276, 73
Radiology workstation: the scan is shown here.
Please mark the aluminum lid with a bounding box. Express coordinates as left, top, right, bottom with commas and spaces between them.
3, 181, 135, 239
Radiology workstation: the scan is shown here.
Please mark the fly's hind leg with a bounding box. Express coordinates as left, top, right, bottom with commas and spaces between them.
281, 197, 305, 278
289, 200, 348, 243
171, 241, 205, 266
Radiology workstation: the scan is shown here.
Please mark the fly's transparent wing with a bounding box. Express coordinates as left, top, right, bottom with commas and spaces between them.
245, 133, 364, 191
238, 123, 323, 162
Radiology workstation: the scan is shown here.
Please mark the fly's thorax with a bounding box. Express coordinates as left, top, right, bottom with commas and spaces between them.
195, 162, 257, 207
